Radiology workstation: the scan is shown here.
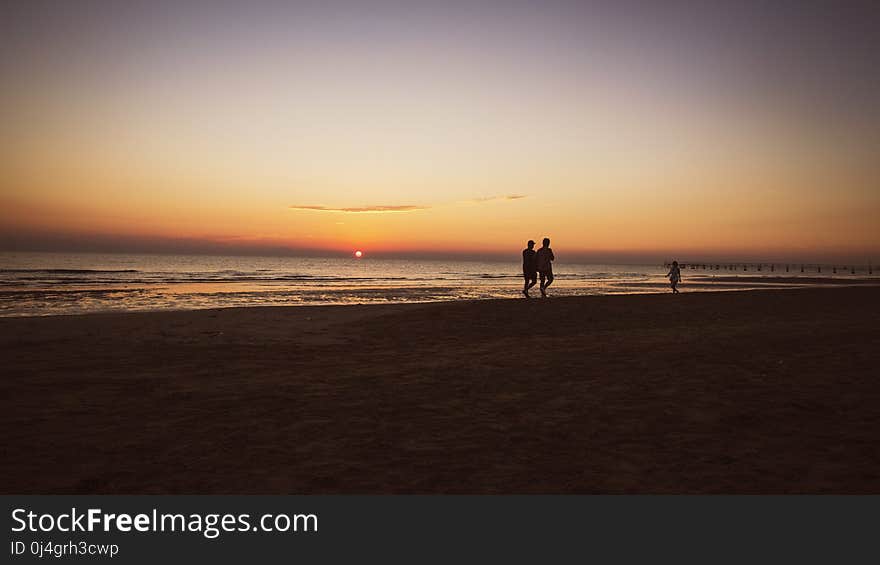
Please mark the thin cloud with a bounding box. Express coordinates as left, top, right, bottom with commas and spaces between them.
289, 195, 526, 213
462, 194, 528, 204
289, 204, 429, 213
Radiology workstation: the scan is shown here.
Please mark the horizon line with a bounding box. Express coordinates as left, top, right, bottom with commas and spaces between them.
2, 245, 876, 267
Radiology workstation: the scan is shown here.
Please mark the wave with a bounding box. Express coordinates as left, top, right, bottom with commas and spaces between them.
0, 268, 140, 274
0, 266, 661, 287
0, 272, 658, 285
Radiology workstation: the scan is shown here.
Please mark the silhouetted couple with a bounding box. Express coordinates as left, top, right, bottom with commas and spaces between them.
522, 238, 554, 298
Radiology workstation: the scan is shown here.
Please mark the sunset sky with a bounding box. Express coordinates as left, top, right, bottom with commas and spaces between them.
2, 1, 878, 262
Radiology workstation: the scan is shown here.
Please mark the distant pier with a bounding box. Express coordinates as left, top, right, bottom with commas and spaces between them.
663, 262, 876, 276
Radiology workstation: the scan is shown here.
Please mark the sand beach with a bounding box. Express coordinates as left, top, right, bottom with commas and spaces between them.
2, 286, 879, 493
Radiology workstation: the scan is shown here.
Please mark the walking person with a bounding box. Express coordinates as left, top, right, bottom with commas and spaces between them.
522, 240, 538, 297
535, 237, 555, 297
667, 261, 682, 294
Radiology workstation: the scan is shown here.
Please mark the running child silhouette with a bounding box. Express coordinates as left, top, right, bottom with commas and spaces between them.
667, 261, 682, 294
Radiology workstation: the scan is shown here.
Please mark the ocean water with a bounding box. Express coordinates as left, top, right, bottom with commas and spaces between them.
0, 252, 874, 317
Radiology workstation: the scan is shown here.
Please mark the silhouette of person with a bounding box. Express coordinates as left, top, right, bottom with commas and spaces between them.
667, 261, 681, 294
535, 237, 555, 297
522, 240, 538, 297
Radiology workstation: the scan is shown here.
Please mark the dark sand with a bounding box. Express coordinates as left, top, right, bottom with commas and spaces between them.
2, 287, 879, 493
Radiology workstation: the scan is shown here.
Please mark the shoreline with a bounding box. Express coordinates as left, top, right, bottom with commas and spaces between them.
3, 286, 879, 493
2, 277, 879, 319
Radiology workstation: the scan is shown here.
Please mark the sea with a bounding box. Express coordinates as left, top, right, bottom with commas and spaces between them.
0, 252, 874, 317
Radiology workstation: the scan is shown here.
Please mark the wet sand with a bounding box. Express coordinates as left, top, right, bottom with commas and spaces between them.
688, 276, 880, 285
2, 286, 879, 493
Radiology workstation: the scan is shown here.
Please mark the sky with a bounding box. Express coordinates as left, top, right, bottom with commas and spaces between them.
2, 0, 879, 262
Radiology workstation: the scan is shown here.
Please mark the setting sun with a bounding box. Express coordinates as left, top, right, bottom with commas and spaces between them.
355, 250, 363, 258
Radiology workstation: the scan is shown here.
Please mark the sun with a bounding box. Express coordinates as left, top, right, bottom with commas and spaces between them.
354, 250, 363, 258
